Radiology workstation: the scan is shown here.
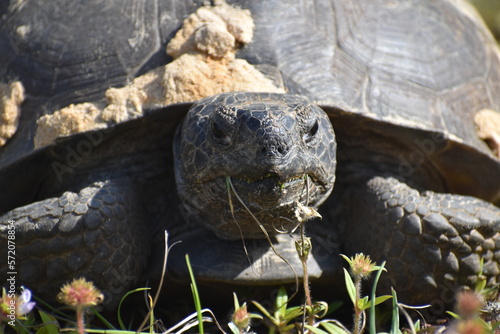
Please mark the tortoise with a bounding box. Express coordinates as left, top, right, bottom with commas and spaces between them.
0, 0, 499, 311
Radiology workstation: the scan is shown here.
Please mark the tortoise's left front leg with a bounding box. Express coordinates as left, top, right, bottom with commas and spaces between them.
0, 181, 150, 309
338, 176, 500, 304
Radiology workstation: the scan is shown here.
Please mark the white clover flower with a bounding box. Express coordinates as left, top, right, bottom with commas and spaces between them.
17, 287, 35, 316
0, 286, 36, 322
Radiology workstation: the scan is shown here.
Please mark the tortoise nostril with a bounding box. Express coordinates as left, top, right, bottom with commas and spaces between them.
259, 144, 288, 157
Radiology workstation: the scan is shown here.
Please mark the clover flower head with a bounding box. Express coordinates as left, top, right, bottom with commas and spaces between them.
456, 290, 483, 319
57, 278, 104, 308
350, 253, 376, 279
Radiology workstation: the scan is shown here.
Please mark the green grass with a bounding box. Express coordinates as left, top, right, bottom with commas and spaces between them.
2, 251, 498, 334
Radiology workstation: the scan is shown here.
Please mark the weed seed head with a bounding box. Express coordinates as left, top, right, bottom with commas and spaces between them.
232, 303, 250, 329
350, 253, 375, 279
57, 277, 104, 308
456, 291, 483, 319
455, 319, 488, 334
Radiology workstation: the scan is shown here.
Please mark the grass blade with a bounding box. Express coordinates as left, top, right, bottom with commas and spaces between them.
186, 254, 204, 334
116, 287, 151, 329
369, 261, 386, 334
390, 288, 399, 334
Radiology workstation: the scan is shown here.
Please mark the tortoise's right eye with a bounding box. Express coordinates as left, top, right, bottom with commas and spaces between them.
211, 121, 231, 145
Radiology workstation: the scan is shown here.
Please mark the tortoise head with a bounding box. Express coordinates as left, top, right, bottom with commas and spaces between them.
174, 92, 336, 239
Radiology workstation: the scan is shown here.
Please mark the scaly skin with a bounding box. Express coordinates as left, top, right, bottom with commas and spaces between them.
336, 176, 500, 303
0, 181, 150, 307
174, 92, 337, 239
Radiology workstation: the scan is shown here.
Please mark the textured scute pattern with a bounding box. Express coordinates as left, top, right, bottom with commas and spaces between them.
238, 0, 500, 203
0, 0, 203, 169
341, 176, 500, 302
167, 227, 340, 283
174, 92, 336, 239
0, 181, 150, 308
0, 0, 172, 103
241, 0, 500, 150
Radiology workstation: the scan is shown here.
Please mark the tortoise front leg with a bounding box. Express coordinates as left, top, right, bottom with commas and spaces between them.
339, 176, 500, 304
0, 181, 150, 309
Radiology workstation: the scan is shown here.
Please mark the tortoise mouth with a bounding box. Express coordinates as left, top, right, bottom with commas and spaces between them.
226, 172, 324, 208
197, 172, 325, 239
176, 169, 332, 240
230, 173, 312, 196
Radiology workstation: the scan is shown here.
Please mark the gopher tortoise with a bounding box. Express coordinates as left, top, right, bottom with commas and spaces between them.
0, 0, 499, 309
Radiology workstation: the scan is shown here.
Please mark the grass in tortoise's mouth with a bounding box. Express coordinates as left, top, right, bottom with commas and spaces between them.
232, 173, 310, 190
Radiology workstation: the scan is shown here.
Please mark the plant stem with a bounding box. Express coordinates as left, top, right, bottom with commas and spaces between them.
302, 252, 313, 323
353, 277, 362, 334
76, 305, 85, 334
299, 225, 314, 328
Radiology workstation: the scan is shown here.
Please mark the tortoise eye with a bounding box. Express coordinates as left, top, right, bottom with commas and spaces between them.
303, 119, 319, 144
211, 121, 231, 145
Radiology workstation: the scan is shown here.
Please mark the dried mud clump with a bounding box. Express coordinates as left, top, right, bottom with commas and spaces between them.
0, 81, 24, 146
475, 108, 500, 159
34, 1, 284, 148
34, 103, 105, 148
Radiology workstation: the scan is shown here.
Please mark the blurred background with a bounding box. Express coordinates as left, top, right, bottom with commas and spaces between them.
469, 0, 500, 42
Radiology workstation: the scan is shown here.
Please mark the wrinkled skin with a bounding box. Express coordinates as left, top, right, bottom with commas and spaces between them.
174, 92, 336, 239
